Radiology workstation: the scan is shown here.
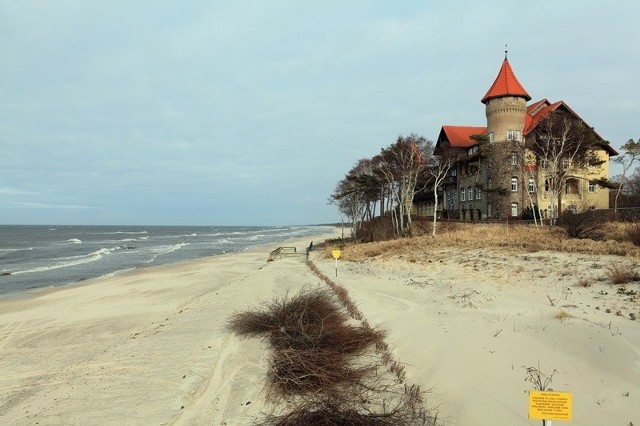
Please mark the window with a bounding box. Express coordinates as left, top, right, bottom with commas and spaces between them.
544, 179, 550, 192
467, 186, 473, 201
528, 179, 536, 193
460, 188, 465, 201
510, 152, 517, 166
507, 130, 522, 141
489, 132, 494, 142
588, 181, 596, 193
565, 178, 579, 195
475, 187, 482, 200
540, 157, 548, 168
562, 158, 571, 169
450, 167, 457, 177
511, 177, 518, 192
511, 203, 518, 217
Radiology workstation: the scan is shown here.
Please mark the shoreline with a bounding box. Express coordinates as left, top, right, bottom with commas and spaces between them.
1, 230, 637, 425
0, 228, 342, 425
0, 226, 341, 302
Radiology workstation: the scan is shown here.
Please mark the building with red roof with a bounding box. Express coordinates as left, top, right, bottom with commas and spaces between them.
421, 55, 617, 221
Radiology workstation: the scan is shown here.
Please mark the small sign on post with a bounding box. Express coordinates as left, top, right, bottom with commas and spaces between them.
331, 248, 341, 277
529, 391, 572, 423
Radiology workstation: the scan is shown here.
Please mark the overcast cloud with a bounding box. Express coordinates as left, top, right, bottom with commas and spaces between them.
1, 1, 638, 225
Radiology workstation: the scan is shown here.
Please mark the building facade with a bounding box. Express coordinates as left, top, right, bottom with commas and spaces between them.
424, 56, 617, 221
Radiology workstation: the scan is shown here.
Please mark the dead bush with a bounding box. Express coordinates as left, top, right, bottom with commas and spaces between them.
259, 386, 434, 426
228, 288, 385, 396
607, 263, 640, 284
557, 210, 606, 240
626, 221, 640, 246
229, 287, 437, 425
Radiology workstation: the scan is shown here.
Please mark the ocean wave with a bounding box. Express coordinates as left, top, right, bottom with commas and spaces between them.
98, 231, 149, 235
146, 242, 190, 263
10, 247, 120, 275
66, 238, 83, 244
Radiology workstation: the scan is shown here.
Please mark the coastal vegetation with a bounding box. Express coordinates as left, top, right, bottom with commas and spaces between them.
228, 286, 437, 425
327, 220, 640, 261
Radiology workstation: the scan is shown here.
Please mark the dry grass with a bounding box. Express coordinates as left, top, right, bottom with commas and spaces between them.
258, 389, 432, 426
228, 288, 436, 424
555, 309, 574, 321
228, 289, 386, 396
607, 263, 640, 284
575, 278, 594, 288
328, 223, 640, 262
626, 221, 640, 246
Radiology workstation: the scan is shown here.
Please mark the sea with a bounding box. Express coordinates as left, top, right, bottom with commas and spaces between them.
0, 224, 334, 298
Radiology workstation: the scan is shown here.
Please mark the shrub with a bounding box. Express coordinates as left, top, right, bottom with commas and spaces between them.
626, 220, 640, 246
557, 210, 606, 240
607, 263, 640, 284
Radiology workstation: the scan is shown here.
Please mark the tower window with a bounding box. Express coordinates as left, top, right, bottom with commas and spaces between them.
510, 152, 517, 166
460, 188, 465, 201
489, 132, 494, 142
528, 179, 536, 193
511, 203, 518, 217
507, 130, 521, 141
511, 177, 518, 192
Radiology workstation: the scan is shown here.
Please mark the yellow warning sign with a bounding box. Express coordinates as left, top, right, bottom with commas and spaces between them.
529, 391, 572, 421
331, 249, 341, 259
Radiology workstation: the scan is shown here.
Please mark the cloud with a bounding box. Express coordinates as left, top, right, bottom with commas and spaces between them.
0, 1, 638, 225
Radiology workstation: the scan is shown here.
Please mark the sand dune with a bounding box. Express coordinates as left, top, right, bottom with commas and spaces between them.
1, 231, 638, 425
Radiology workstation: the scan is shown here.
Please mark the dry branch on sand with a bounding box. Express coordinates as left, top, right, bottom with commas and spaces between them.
228, 288, 435, 425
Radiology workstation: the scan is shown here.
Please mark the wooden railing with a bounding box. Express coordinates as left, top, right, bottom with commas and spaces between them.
268, 246, 299, 261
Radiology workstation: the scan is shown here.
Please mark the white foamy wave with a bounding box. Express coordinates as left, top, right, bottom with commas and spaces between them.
66, 238, 82, 244
146, 242, 190, 263
11, 247, 118, 275
99, 231, 149, 235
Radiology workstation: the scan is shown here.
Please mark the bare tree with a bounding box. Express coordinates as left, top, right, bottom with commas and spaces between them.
529, 111, 605, 225
424, 143, 457, 236
374, 135, 429, 236
330, 159, 383, 239
613, 138, 640, 215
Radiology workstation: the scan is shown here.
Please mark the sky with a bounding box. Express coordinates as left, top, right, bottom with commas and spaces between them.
1, 1, 639, 226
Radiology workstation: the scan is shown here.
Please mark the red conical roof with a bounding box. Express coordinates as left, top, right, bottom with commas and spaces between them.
481, 58, 531, 104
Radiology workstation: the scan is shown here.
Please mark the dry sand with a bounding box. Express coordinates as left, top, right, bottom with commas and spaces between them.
1, 230, 639, 425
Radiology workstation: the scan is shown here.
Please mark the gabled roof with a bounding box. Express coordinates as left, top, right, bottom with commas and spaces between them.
435, 125, 487, 152
481, 58, 531, 104
524, 98, 618, 155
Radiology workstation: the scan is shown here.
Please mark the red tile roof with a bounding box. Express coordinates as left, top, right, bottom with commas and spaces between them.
439, 125, 487, 148
524, 99, 618, 155
481, 59, 531, 104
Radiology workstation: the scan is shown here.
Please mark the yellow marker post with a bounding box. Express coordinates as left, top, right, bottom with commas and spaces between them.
331, 249, 341, 277
529, 391, 572, 425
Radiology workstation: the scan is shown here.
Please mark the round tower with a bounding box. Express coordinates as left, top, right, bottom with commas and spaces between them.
481, 55, 530, 142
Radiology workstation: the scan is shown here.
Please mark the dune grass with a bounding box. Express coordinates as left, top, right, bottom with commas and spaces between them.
328, 222, 640, 262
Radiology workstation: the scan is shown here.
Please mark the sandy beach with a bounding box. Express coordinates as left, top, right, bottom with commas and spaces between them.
1, 229, 639, 425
